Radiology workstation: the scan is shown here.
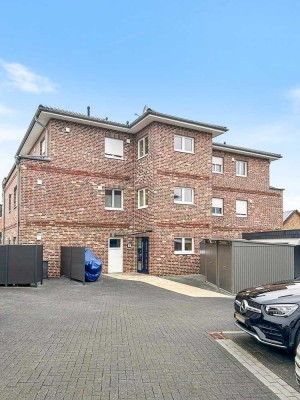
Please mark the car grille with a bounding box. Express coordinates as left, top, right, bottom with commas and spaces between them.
257, 321, 284, 342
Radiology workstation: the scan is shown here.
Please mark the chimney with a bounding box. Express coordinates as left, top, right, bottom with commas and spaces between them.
87, 106, 90, 117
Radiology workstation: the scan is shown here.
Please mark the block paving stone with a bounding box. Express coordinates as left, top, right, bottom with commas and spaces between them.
0, 276, 279, 399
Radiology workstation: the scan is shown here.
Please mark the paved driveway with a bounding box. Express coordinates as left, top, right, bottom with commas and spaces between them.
0, 277, 278, 399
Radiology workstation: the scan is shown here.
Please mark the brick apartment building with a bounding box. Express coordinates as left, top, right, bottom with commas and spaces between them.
2, 105, 283, 277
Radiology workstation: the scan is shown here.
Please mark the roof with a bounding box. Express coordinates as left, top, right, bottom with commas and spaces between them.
15, 105, 229, 157
212, 142, 282, 161
283, 210, 300, 223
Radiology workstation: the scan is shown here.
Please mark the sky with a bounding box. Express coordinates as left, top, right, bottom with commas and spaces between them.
0, 0, 300, 210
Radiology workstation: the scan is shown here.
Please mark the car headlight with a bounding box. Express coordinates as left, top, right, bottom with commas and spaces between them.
265, 304, 298, 317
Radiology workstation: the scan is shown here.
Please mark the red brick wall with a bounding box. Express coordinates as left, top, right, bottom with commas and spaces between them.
4, 117, 283, 277
212, 150, 282, 237
18, 119, 136, 275
3, 169, 18, 243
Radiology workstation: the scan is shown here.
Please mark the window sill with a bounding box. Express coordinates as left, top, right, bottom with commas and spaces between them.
137, 154, 148, 160
212, 171, 223, 174
236, 215, 247, 218
212, 214, 223, 217
236, 174, 247, 177
174, 202, 194, 205
105, 208, 124, 211
105, 154, 124, 160
174, 149, 194, 154
174, 251, 194, 255
138, 205, 148, 209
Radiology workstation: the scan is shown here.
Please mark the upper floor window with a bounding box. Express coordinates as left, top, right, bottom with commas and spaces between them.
212, 198, 223, 216
105, 189, 123, 210
40, 138, 46, 156
236, 160, 247, 177
174, 135, 194, 154
174, 187, 194, 204
8, 194, 12, 212
138, 136, 148, 159
212, 156, 223, 174
236, 200, 248, 217
138, 188, 148, 209
174, 237, 194, 254
105, 137, 123, 159
13, 186, 17, 208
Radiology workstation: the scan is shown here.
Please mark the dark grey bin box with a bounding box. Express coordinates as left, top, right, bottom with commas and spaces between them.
0, 245, 43, 287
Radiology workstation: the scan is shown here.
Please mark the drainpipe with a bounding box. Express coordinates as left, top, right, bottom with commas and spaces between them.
2, 178, 6, 244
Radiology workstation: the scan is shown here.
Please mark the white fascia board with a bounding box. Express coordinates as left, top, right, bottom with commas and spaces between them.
19, 111, 130, 156
42, 112, 130, 132
130, 114, 225, 137
212, 145, 280, 161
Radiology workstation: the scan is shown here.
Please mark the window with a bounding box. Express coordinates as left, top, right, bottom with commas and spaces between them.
138, 188, 148, 208
212, 198, 223, 216
174, 187, 194, 204
105, 189, 123, 210
8, 194, 12, 212
105, 137, 124, 159
138, 136, 148, 159
13, 186, 17, 208
236, 200, 248, 217
236, 160, 247, 177
174, 135, 194, 153
212, 156, 223, 173
40, 138, 46, 156
174, 238, 194, 254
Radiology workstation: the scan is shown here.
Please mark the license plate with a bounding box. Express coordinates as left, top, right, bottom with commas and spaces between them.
235, 313, 246, 324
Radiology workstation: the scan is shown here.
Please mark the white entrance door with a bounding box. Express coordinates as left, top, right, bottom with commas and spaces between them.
108, 238, 123, 273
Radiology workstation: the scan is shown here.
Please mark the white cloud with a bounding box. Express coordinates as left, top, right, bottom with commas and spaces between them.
0, 60, 57, 93
0, 123, 24, 143
288, 87, 300, 102
0, 104, 13, 115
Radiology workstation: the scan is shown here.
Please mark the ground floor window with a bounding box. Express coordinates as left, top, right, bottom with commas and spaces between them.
174, 237, 194, 254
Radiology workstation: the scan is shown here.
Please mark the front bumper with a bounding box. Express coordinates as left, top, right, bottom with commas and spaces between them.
234, 311, 289, 349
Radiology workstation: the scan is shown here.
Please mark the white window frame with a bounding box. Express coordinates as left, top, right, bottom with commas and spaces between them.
236, 160, 247, 177
174, 237, 194, 254
212, 198, 224, 216
40, 138, 46, 156
105, 137, 124, 159
138, 136, 149, 159
212, 156, 223, 174
174, 187, 194, 204
236, 200, 248, 217
105, 189, 123, 210
174, 135, 194, 154
138, 188, 148, 209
